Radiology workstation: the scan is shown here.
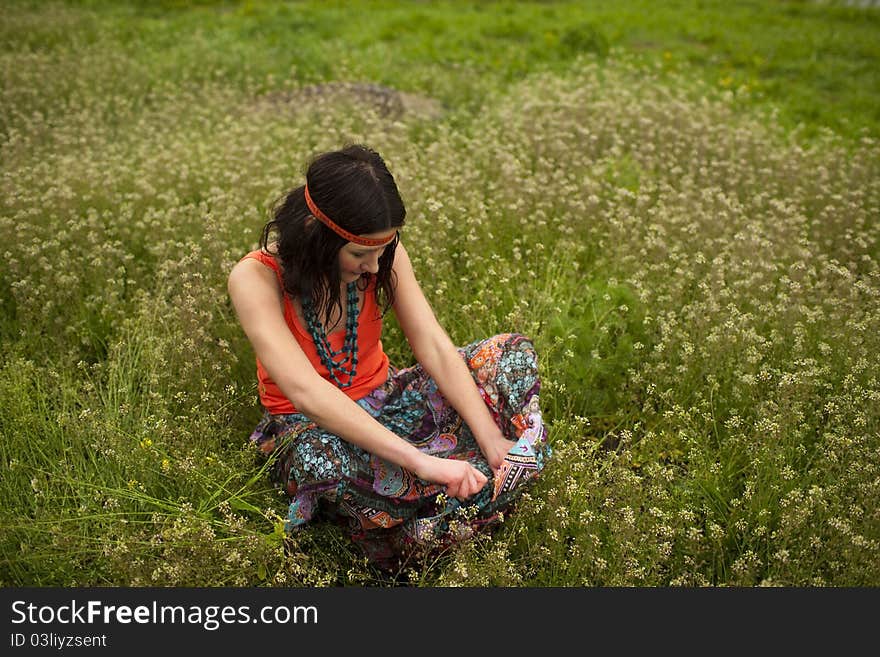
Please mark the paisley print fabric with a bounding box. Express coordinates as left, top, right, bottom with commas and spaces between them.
249, 333, 552, 569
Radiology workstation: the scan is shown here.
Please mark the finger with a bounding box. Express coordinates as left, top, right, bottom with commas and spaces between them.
467, 471, 479, 496
459, 475, 474, 500
476, 470, 487, 492
467, 469, 484, 497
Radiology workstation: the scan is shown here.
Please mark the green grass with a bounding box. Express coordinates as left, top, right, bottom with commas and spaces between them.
1, 0, 878, 586
4, 0, 879, 139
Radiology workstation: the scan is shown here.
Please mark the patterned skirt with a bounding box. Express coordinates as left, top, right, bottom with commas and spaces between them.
249, 333, 552, 569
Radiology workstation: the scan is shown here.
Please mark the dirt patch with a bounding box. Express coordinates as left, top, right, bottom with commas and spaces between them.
255, 82, 446, 121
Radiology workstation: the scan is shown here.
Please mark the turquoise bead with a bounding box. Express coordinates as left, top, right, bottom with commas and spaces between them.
302, 283, 360, 388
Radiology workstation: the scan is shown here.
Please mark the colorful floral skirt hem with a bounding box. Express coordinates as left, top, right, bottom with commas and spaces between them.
249, 333, 552, 569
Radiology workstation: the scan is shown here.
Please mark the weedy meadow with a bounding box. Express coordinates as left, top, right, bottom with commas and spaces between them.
1, 4, 878, 587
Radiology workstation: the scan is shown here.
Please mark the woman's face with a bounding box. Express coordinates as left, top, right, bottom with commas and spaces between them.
337, 229, 397, 283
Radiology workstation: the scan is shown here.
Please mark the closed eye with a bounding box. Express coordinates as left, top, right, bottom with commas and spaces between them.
353, 246, 388, 258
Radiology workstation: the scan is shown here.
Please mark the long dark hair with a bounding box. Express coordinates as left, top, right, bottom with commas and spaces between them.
260, 144, 406, 325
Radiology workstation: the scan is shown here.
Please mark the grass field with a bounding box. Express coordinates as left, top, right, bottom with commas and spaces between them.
1, 0, 878, 586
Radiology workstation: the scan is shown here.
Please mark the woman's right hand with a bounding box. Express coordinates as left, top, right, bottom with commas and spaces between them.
414, 454, 488, 500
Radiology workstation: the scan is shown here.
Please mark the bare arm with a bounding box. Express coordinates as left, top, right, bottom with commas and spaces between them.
391, 243, 515, 471
228, 257, 486, 498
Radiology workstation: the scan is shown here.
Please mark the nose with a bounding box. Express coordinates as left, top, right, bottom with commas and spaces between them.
361, 254, 380, 274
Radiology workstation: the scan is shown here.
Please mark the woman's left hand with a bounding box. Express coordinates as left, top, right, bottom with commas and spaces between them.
476, 430, 517, 472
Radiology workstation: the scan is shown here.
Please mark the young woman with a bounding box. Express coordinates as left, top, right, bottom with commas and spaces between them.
228, 144, 551, 569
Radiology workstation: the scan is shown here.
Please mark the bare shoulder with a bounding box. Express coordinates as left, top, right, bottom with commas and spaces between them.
391, 240, 429, 310
392, 240, 415, 275
228, 255, 283, 306
391, 240, 421, 300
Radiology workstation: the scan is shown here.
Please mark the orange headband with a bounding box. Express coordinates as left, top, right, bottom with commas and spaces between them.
304, 184, 398, 247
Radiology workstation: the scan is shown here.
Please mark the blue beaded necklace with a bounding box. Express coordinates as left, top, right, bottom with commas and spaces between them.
301, 283, 359, 388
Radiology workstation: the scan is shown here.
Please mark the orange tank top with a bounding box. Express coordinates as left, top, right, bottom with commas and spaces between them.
241, 249, 390, 414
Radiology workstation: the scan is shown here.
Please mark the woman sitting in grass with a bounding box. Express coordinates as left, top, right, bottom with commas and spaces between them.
228, 144, 551, 569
